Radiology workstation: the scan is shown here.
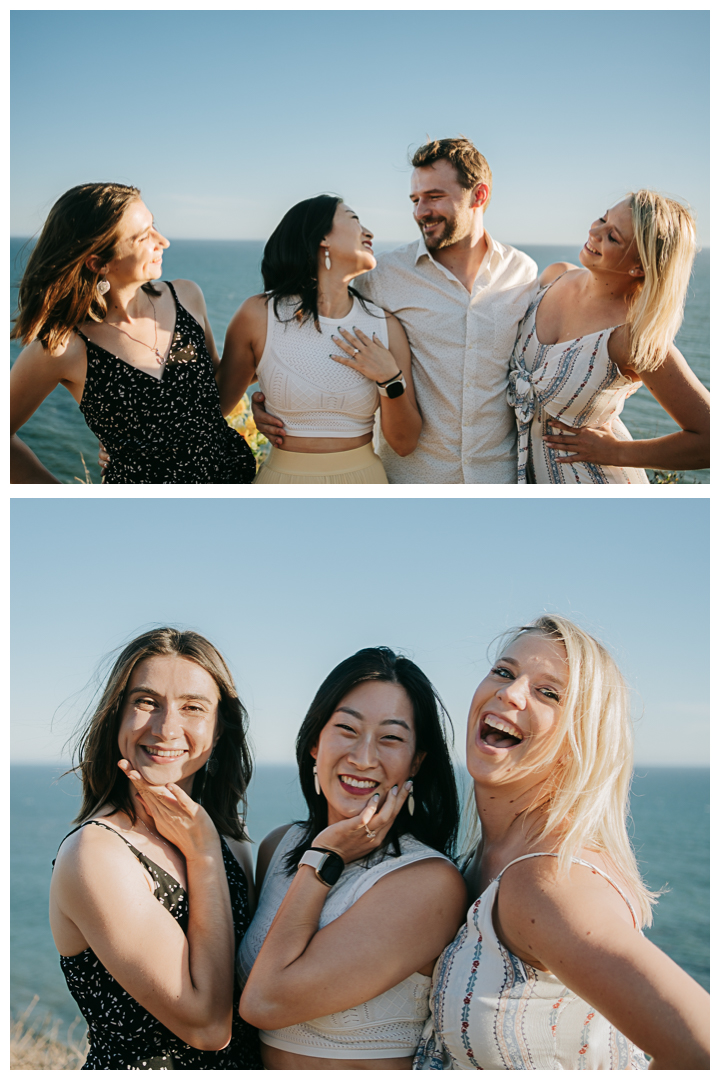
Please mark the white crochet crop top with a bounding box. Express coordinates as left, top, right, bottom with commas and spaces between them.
237, 824, 452, 1059
255, 295, 388, 438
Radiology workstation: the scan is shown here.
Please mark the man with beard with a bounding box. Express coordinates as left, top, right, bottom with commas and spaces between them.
253, 137, 539, 483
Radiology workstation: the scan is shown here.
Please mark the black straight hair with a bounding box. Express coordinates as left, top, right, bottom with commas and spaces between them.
261, 194, 373, 331
284, 647, 460, 874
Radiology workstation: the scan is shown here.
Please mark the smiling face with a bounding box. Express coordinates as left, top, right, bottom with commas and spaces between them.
117, 654, 220, 795
410, 159, 487, 251
466, 632, 568, 790
322, 203, 375, 275
103, 199, 170, 287
312, 680, 424, 826
579, 197, 643, 280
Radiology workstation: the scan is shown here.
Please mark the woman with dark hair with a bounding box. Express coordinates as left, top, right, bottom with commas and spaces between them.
238, 647, 467, 1068
50, 628, 262, 1069
11, 183, 255, 483
218, 195, 422, 483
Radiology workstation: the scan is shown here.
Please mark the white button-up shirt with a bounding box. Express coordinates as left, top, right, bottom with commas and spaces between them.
355, 234, 538, 484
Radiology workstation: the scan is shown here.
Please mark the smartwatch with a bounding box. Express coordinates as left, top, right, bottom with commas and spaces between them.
376, 371, 406, 399
298, 847, 345, 888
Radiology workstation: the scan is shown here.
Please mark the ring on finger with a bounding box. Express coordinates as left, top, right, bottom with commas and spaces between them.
364, 824, 377, 839
353, 347, 360, 355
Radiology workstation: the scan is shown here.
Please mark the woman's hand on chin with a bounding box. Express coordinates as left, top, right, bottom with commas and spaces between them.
118, 759, 220, 862
312, 780, 412, 864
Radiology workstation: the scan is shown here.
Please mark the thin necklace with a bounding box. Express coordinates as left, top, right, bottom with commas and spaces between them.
107, 292, 165, 365
136, 814, 176, 859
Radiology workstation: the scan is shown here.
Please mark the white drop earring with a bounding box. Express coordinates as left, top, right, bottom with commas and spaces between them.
407, 780, 415, 816
97, 278, 110, 295
324, 248, 331, 271
313, 764, 321, 795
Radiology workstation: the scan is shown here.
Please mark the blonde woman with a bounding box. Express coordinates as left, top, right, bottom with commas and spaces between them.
415, 616, 709, 1070
507, 192, 709, 483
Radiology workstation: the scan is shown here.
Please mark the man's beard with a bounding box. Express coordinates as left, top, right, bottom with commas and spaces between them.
418, 214, 465, 251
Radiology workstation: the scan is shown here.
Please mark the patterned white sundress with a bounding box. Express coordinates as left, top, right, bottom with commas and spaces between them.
413, 853, 649, 1071
507, 283, 650, 484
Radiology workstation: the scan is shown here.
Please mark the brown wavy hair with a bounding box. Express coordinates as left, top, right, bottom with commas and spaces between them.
12, 182, 160, 352
411, 136, 493, 208
70, 628, 253, 842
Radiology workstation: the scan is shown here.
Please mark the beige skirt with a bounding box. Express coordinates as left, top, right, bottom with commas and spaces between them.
253, 443, 388, 485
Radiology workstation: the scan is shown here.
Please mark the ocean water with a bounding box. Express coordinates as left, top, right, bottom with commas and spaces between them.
9, 239, 710, 484
10, 763, 709, 1037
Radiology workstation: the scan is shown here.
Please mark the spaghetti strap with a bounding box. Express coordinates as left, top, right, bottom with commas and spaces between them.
496, 851, 639, 928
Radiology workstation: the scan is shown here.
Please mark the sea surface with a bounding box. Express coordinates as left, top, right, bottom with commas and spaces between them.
10, 763, 710, 1038
9, 239, 710, 484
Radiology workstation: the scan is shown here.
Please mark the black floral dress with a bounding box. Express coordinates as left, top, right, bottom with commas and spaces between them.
56, 821, 262, 1070
76, 282, 256, 484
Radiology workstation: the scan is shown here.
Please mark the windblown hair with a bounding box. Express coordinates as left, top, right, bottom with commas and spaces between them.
284, 647, 460, 874
463, 616, 658, 927
626, 190, 697, 373
12, 182, 160, 352
261, 194, 371, 331
70, 628, 253, 842
411, 136, 493, 208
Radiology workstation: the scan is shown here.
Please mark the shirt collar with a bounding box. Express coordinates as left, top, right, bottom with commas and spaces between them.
415, 230, 502, 277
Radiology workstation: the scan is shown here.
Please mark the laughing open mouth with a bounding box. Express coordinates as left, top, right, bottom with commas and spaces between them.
480, 715, 524, 749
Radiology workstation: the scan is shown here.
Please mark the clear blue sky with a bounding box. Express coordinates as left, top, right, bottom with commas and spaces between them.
11, 10, 709, 245
11, 497, 708, 767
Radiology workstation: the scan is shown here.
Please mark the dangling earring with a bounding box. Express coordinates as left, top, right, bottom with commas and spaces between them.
313, 764, 321, 795
97, 278, 110, 296
324, 248, 331, 271
407, 780, 415, 817
207, 753, 218, 777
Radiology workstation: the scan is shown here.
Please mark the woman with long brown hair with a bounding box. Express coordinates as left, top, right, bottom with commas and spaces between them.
11, 184, 255, 483
50, 628, 262, 1069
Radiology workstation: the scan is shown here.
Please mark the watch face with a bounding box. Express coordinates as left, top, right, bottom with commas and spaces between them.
386, 380, 405, 398
318, 850, 344, 886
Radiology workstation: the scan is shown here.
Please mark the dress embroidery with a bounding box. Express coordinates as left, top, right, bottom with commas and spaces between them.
507, 283, 650, 485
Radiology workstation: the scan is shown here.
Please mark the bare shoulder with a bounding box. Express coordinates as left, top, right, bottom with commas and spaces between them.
168, 279, 207, 322
16, 332, 84, 368
54, 819, 138, 883
537, 261, 580, 288
258, 822, 294, 863
255, 823, 294, 892
224, 294, 269, 348
497, 851, 637, 928
374, 854, 468, 908
229, 293, 268, 329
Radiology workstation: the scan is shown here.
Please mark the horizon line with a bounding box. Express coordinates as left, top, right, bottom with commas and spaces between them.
10, 235, 712, 250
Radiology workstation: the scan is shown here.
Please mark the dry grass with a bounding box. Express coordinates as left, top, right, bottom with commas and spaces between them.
10, 997, 87, 1070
